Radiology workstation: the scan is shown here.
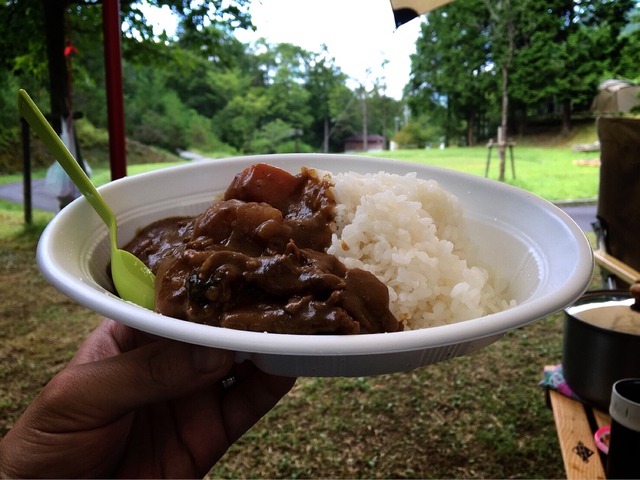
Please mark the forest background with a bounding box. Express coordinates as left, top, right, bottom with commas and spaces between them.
0, 0, 639, 177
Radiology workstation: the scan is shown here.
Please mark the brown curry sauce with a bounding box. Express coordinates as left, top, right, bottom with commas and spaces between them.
124, 163, 401, 335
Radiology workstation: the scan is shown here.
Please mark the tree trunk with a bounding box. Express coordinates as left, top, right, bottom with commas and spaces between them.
467, 112, 474, 146
561, 99, 572, 135
323, 116, 329, 153
498, 65, 509, 182
445, 99, 452, 147
43, 0, 69, 134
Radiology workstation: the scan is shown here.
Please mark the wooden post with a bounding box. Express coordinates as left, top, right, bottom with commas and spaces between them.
103, 0, 127, 180
486, 134, 516, 179
485, 138, 493, 177
509, 143, 516, 179
21, 118, 32, 224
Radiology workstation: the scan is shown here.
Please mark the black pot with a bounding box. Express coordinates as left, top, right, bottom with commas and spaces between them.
562, 290, 640, 411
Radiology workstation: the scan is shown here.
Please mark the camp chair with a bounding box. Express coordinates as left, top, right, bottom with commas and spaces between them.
592, 116, 640, 288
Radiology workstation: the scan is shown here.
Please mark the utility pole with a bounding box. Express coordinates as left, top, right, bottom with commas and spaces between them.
362, 86, 368, 152
380, 60, 389, 150
361, 68, 371, 152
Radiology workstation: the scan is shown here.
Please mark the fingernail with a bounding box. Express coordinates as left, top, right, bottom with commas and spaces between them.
192, 345, 227, 373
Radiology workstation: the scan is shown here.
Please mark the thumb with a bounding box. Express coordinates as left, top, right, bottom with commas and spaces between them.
38, 340, 235, 430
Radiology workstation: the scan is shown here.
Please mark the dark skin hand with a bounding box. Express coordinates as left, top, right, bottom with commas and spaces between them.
0, 319, 296, 478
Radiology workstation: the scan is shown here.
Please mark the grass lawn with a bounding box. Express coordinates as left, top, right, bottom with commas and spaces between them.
87, 160, 189, 187
369, 146, 600, 201
54, 145, 600, 203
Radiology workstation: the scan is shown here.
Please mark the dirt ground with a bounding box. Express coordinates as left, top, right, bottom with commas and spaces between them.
0, 221, 102, 437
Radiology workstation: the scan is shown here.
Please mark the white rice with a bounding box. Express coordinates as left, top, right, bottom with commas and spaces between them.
321, 170, 516, 330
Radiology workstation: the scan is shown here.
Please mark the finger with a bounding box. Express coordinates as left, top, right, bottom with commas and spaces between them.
35, 340, 236, 431
68, 319, 127, 365
70, 319, 163, 367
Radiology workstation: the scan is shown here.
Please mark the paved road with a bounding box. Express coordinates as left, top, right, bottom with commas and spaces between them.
558, 203, 598, 232
0, 178, 599, 231
0, 178, 58, 212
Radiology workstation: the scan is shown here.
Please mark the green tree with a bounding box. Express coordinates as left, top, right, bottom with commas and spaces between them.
618, 8, 640, 81
123, 66, 193, 151
360, 82, 404, 148
214, 88, 270, 152
165, 45, 252, 119
251, 119, 311, 154
408, 0, 496, 147
304, 47, 349, 152
484, 0, 541, 181
555, 0, 636, 130
254, 41, 313, 133
0, 0, 252, 134
409, 0, 635, 181
326, 81, 361, 150
391, 116, 440, 149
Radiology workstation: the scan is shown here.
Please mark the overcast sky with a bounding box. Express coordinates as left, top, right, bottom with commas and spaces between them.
139, 0, 424, 99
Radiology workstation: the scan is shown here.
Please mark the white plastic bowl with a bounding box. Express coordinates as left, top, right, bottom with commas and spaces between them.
37, 154, 593, 377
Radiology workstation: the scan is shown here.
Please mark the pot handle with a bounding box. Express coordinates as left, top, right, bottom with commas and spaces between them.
593, 249, 640, 285
593, 250, 640, 285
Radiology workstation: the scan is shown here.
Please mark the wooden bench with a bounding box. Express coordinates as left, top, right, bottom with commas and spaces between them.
547, 389, 611, 479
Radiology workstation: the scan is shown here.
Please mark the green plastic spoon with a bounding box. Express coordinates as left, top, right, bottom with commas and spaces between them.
18, 89, 156, 310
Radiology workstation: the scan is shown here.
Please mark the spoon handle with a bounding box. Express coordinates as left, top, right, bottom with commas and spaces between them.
17, 89, 116, 230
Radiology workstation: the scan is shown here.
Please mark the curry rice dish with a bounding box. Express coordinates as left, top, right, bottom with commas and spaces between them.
124, 163, 515, 334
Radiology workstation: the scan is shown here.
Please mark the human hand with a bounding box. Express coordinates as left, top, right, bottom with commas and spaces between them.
0, 318, 296, 478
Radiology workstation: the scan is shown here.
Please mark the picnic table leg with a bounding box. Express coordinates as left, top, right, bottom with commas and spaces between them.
509, 145, 516, 179
485, 145, 492, 177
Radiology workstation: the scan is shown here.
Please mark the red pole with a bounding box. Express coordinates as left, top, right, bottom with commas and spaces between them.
102, 0, 127, 180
